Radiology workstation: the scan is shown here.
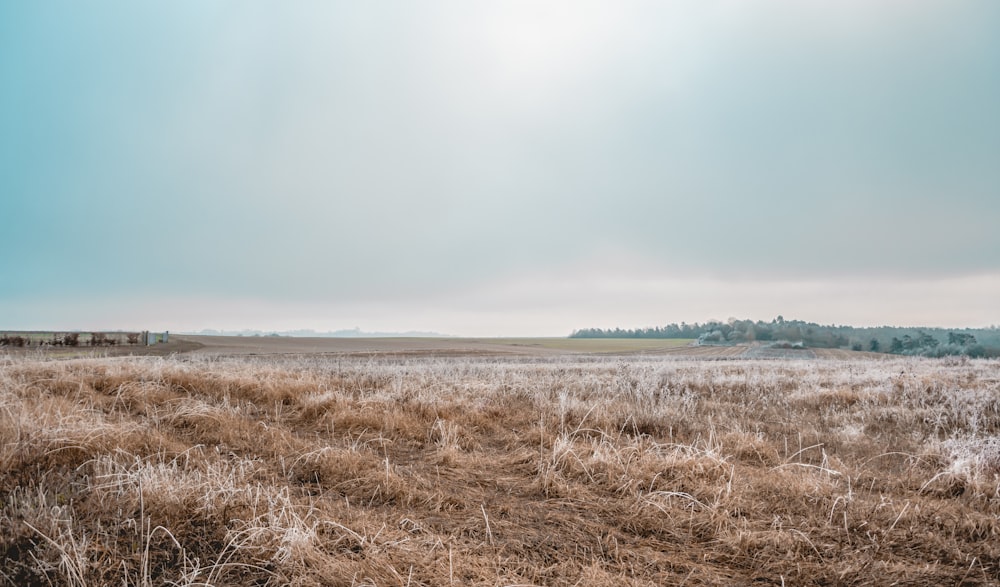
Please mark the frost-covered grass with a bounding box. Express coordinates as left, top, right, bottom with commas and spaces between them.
1, 353, 998, 585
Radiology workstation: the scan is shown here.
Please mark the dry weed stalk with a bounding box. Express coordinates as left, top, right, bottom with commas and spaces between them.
0, 353, 998, 585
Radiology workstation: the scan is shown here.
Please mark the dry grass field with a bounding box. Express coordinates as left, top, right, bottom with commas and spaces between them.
2, 351, 999, 585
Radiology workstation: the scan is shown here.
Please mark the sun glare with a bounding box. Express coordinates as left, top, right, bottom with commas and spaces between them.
474, 3, 627, 91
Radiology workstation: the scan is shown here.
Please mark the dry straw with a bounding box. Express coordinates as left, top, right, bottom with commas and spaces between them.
1, 353, 998, 585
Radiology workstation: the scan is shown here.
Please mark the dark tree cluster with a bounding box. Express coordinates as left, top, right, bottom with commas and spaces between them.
571, 317, 1000, 357
0, 332, 142, 349
572, 317, 849, 348
88, 333, 123, 346
0, 334, 28, 347
889, 331, 986, 358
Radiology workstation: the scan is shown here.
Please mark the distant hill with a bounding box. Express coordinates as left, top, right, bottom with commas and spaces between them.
183, 328, 451, 338
571, 317, 1000, 358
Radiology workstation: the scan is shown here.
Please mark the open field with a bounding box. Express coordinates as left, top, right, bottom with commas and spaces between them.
172, 336, 879, 360
461, 338, 695, 354
2, 334, 878, 360
170, 335, 698, 357
2, 352, 998, 585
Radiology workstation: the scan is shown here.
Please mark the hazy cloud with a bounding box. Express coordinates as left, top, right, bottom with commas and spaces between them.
2, 1, 997, 333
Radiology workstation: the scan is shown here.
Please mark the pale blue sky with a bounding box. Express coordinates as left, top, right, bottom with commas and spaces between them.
2, 1, 998, 335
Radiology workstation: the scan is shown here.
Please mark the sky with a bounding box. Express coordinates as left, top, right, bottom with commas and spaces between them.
2, 1, 998, 336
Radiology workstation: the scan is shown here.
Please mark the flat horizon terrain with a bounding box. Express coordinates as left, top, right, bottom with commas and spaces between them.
169, 335, 884, 360
172, 335, 698, 357
1, 334, 886, 360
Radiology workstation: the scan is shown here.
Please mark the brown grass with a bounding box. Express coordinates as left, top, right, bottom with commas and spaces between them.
1, 353, 999, 585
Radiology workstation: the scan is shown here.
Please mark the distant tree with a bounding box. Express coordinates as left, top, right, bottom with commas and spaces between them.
0, 334, 25, 347
567, 318, 999, 357
915, 331, 939, 349
966, 344, 986, 358
698, 331, 724, 344
948, 332, 977, 346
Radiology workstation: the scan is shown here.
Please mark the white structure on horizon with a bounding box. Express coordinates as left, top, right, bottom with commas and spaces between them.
142, 331, 169, 346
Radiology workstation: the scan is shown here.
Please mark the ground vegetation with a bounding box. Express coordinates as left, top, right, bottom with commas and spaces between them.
1, 353, 998, 585
571, 318, 1000, 357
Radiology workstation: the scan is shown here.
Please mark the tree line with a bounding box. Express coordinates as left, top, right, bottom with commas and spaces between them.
0, 332, 142, 348
570, 317, 1000, 357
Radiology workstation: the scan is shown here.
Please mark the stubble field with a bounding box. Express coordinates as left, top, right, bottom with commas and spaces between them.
1, 349, 998, 585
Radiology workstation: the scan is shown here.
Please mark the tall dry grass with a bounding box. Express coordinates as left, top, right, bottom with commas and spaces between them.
1, 353, 998, 585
